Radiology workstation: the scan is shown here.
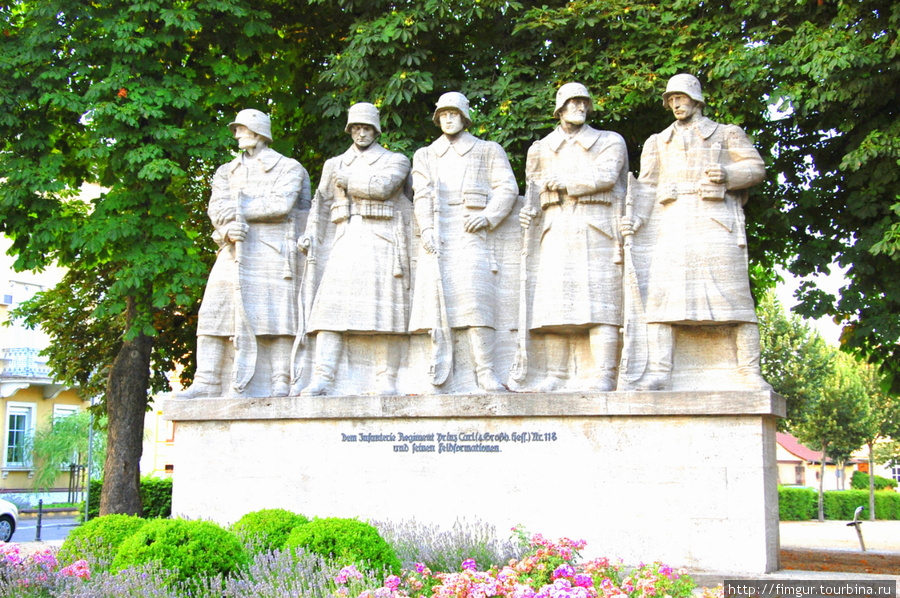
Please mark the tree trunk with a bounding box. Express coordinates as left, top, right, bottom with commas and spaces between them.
818, 440, 828, 522
99, 297, 154, 516
869, 441, 876, 521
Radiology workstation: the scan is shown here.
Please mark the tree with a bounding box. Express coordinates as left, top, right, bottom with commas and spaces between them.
27, 411, 107, 493
793, 351, 872, 521
757, 290, 835, 428
857, 369, 900, 520
0, 0, 326, 515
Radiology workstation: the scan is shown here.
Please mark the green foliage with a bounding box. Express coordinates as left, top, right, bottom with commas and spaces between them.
231, 508, 310, 554
874, 440, 900, 469
779, 488, 900, 520
758, 291, 835, 428
80, 479, 102, 522
113, 518, 250, 588
140, 476, 174, 519
58, 514, 147, 570
26, 411, 107, 492
284, 517, 401, 576
778, 487, 817, 521
850, 471, 898, 491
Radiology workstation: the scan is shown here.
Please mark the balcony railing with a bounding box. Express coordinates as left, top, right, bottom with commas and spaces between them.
0, 347, 52, 378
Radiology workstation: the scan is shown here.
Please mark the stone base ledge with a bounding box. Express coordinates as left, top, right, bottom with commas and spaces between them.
163, 390, 785, 421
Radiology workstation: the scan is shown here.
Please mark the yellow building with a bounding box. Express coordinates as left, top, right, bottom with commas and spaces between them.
0, 236, 88, 502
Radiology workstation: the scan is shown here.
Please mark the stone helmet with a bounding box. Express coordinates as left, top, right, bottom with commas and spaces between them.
432, 92, 472, 127
228, 109, 273, 143
662, 73, 705, 109
554, 82, 593, 118
345, 102, 382, 135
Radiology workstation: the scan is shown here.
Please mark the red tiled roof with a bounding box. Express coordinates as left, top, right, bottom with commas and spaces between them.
777, 432, 829, 464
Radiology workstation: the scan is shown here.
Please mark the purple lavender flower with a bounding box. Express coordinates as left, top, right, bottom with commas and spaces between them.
462, 558, 477, 571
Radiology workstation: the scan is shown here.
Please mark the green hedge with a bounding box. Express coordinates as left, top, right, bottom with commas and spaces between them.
850, 471, 898, 491
779, 486, 900, 520
79, 476, 173, 520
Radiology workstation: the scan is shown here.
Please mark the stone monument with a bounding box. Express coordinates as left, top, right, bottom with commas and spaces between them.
166, 82, 781, 575
517, 83, 628, 392
297, 103, 412, 397
178, 109, 310, 399
407, 92, 519, 392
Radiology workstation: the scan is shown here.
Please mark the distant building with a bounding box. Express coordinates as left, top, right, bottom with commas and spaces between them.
0, 236, 87, 501
776, 432, 862, 490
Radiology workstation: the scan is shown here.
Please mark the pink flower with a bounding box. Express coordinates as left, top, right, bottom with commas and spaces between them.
386, 575, 401, 591
59, 559, 91, 580
573, 574, 593, 588
462, 558, 477, 571
335, 564, 364, 584
552, 564, 575, 580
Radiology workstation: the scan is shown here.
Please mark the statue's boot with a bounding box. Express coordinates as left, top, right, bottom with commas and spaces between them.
589, 324, 619, 391
536, 334, 567, 392
636, 323, 673, 391
736, 323, 773, 391
301, 331, 342, 396
469, 327, 505, 392
270, 337, 292, 397
176, 336, 224, 398
374, 337, 401, 396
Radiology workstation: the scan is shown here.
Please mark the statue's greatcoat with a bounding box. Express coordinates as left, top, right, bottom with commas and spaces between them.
637, 115, 764, 324
307, 144, 411, 333
526, 125, 628, 331
408, 131, 517, 332
198, 147, 310, 336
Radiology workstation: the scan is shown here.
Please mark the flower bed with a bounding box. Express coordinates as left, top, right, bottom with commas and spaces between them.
0, 523, 725, 598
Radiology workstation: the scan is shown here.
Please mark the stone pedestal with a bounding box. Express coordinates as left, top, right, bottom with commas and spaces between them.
163, 390, 783, 574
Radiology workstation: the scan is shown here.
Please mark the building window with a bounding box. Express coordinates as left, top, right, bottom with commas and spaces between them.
892, 466, 900, 483
5, 402, 36, 468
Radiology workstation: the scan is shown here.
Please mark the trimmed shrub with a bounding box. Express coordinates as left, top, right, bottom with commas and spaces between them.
778, 487, 816, 521
850, 471, 898, 491
231, 508, 310, 553
284, 517, 401, 576
79, 476, 173, 521
140, 476, 173, 518
58, 514, 148, 570
823, 489, 870, 520
113, 518, 250, 587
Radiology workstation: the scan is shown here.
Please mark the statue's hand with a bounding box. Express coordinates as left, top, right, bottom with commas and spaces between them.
335, 170, 350, 190
619, 215, 643, 237
705, 164, 727, 185
464, 214, 489, 233
519, 205, 537, 229
546, 176, 567, 193
421, 228, 438, 255
225, 221, 249, 243
213, 205, 238, 227
298, 235, 312, 254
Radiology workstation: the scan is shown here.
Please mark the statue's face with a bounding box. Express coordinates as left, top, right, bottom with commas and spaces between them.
350, 124, 377, 149
560, 97, 590, 126
233, 125, 263, 151
667, 93, 700, 121
438, 110, 466, 136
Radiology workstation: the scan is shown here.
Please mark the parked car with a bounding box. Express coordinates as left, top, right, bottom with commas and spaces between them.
0, 498, 18, 542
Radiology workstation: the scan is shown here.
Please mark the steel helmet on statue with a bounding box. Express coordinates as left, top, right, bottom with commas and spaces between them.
345, 102, 382, 135
662, 73, 705, 108
432, 92, 472, 127
228, 109, 273, 143
554, 82, 593, 118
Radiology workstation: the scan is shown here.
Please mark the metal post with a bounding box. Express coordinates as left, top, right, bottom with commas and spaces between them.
35, 499, 42, 542
84, 410, 94, 523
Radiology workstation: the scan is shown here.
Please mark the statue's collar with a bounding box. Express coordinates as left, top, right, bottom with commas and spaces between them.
662, 116, 718, 142
342, 144, 385, 166
432, 131, 477, 157
546, 125, 601, 152
232, 147, 282, 172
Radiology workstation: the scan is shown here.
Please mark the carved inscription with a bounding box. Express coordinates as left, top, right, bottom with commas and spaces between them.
340, 430, 558, 454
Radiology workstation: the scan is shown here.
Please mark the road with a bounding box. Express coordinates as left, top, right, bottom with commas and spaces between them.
14, 515, 80, 543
